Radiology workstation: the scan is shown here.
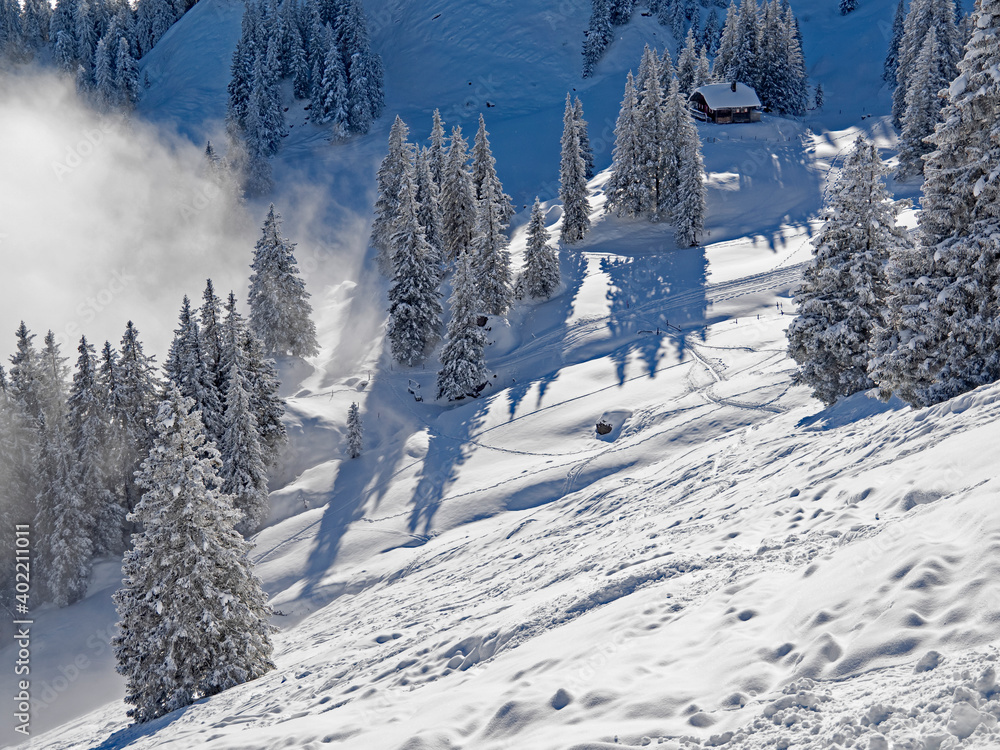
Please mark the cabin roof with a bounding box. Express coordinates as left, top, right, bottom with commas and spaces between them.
691, 82, 762, 110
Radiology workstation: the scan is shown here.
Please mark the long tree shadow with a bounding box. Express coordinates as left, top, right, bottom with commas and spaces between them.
505, 245, 589, 420
408, 398, 489, 535
601, 245, 709, 384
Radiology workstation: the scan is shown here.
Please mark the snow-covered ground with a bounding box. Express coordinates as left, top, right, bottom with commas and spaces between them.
6, 0, 1000, 748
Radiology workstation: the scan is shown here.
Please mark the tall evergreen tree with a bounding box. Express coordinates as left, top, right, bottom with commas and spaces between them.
583, 0, 613, 78
574, 97, 595, 180
346, 401, 362, 458
883, 0, 906, 85
436, 254, 488, 401
387, 165, 444, 365
471, 114, 514, 226
200, 278, 225, 386
702, 7, 722, 55
427, 108, 448, 187
248, 205, 319, 358
559, 93, 592, 243
896, 27, 945, 178
116, 35, 140, 108
672, 99, 707, 247
112, 388, 275, 723
519, 197, 560, 300
891, 0, 961, 128
441, 125, 476, 261
472, 177, 514, 317
787, 135, 908, 404
371, 115, 413, 275
676, 26, 699, 95
606, 72, 647, 218
414, 147, 445, 266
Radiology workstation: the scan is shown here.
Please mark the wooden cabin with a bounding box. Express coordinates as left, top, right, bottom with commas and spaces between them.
689, 82, 762, 124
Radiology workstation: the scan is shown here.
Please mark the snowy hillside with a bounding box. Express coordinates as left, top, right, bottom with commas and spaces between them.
6, 0, 1000, 748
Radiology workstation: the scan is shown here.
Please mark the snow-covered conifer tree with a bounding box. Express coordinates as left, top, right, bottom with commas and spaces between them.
165, 296, 226, 446
673, 105, 707, 247
519, 197, 560, 300
694, 46, 712, 90
884, 0, 906, 84
472, 177, 514, 317
436, 254, 488, 401
559, 93, 592, 243
574, 97, 595, 179
248, 205, 319, 358
346, 401, 362, 458
387, 165, 443, 365
200, 279, 224, 386
676, 27, 699, 95
891, 0, 961, 128
414, 147, 445, 266
583, 0, 613, 77
112, 387, 274, 723
606, 71, 647, 218
787, 135, 908, 404
703, 7, 721, 54
441, 125, 476, 261
471, 114, 515, 226
371, 115, 413, 275
427, 108, 447, 187
896, 27, 946, 179
116, 35, 140, 108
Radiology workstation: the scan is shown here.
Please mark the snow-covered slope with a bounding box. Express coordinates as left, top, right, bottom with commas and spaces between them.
9, 0, 1000, 748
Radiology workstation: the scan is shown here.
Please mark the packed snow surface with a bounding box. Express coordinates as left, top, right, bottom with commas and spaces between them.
4, 0, 1000, 748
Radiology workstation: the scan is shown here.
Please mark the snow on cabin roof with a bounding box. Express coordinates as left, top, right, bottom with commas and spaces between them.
691, 82, 762, 110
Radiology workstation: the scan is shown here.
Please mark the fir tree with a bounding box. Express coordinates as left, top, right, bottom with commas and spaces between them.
387, 165, 443, 365
67, 336, 121, 556
883, 0, 906, 85
441, 125, 476, 261
606, 71, 647, 218
220, 318, 269, 536
787, 135, 908, 404
471, 114, 514, 226
574, 97, 595, 180
703, 7, 722, 54
165, 295, 226, 447
673, 102, 707, 247
714, 2, 740, 83
112, 388, 275, 723
248, 205, 319, 358
116, 35, 140, 108
436, 254, 487, 401
583, 0, 613, 78
472, 177, 514, 317
676, 26, 699, 95
559, 93, 592, 243
694, 46, 712, 90
519, 197, 560, 300
427, 108, 448, 187
891, 0, 961, 128
200, 278, 224, 386
414, 147, 445, 266
346, 401, 362, 458
371, 115, 413, 275
896, 27, 945, 179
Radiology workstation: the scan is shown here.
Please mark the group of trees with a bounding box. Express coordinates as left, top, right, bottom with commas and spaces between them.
605, 46, 707, 247
372, 110, 568, 401
884, 0, 964, 178
226, 0, 384, 193
583, 0, 725, 77
714, 0, 808, 114
581, 0, 806, 116
0, 0, 192, 109
791, 0, 1000, 409
0, 202, 322, 721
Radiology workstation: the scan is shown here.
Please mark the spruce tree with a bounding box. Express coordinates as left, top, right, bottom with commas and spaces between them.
714, 2, 740, 83
414, 147, 445, 267
387, 165, 444, 365
606, 72, 647, 218
583, 0, 613, 78
116, 36, 140, 108
248, 204, 319, 358
472, 177, 514, 317
673, 103, 707, 247
891, 0, 961, 128
112, 388, 275, 723
371, 115, 413, 275
896, 27, 946, 179
436, 254, 487, 401
657, 77, 685, 221
165, 296, 226, 447
471, 114, 514, 226
884, 0, 906, 85
574, 97, 595, 180
427, 108, 447, 187
200, 278, 225, 386
346, 401, 362, 458
703, 7, 722, 55
112, 322, 160, 515
220, 318, 269, 536
441, 125, 476, 261
67, 336, 121, 556
787, 135, 908, 404
676, 27, 699, 95
520, 197, 560, 300
694, 46, 712, 90
559, 93, 591, 243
